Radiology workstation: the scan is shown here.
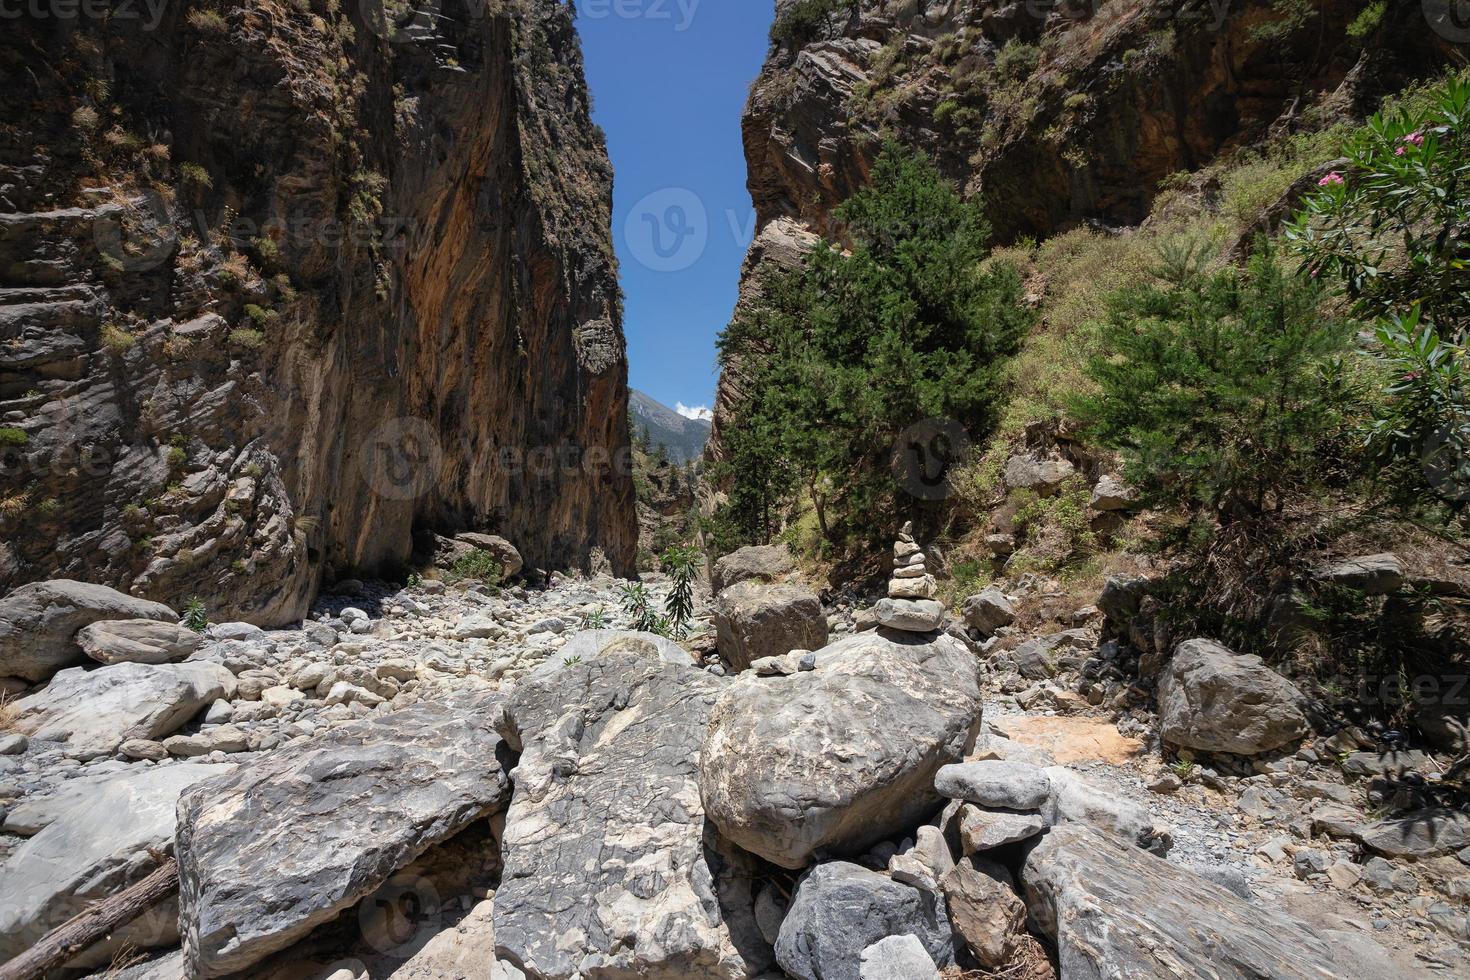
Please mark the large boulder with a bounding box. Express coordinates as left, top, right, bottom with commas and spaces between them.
14, 661, 236, 758
0, 580, 177, 682
960, 587, 1014, 636
774, 862, 955, 980
531, 628, 694, 676
175, 693, 511, 978
493, 652, 769, 979
1156, 639, 1309, 755
711, 543, 795, 593
713, 580, 827, 672
0, 764, 233, 969
454, 532, 524, 578
700, 631, 983, 869
1023, 825, 1397, 978
77, 619, 202, 665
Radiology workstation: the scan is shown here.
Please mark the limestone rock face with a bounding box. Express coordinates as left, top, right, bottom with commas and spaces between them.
0, 580, 177, 682
493, 652, 770, 979
0, 0, 634, 624
714, 579, 827, 672
1022, 825, 1397, 978
700, 630, 983, 869
710, 543, 796, 593
14, 660, 236, 758
774, 862, 955, 980
175, 694, 512, 978
77, 618, 202, 665
0, 763, 233, 969
1157, 639, 1310, 754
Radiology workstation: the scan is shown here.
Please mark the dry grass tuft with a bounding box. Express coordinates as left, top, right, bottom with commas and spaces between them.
0, 691, 20, 733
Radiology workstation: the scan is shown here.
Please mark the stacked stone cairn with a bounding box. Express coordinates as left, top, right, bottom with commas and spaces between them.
873, 521, 946, 632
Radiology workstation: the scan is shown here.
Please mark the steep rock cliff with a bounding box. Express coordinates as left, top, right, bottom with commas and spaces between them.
711, 0, 1463, 463
0, 0, 636, 623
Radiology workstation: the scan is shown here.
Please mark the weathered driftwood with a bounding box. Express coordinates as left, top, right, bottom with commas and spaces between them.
0, 859, 178, 980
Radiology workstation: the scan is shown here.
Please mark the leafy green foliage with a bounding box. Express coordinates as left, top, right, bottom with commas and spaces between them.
182, 597, 209, 633
619, 582, 667, 635
716, 145, 1032, 547
449, 549, 503, 585
770, 0, 856, 46
1287, 75, 1469, 336
1073, 241, 1358, 521
582, 607, 609, 630
659, 544, 702, 638
1287, 75, 1470, 504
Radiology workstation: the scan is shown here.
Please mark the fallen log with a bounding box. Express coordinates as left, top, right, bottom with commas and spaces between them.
0, 859, 178, 980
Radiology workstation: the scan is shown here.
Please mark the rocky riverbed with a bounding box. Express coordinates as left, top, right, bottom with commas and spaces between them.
1, 539, 1468, 978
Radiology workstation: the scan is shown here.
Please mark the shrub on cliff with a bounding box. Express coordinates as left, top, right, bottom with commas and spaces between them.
716, 145, 1031, 547
1072, 240, 1358, 523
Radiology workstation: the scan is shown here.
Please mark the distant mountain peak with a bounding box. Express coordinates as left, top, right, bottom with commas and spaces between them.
630, 390, 711, 465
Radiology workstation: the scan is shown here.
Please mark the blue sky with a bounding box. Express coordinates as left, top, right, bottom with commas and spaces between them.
575, 0, 772, 418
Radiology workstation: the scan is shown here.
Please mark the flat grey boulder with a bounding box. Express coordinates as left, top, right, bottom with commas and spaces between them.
701, 631, 982, 869
0, 580, 176, 682
1351, 808, 1470, 859
960, 587, 1015, 636
935, 760, 1051, 811
1023, 824, 1396, 978
493, 652, 769, 979
714, 580, 827, 672
711, 543, 795, 593
774, 862, 954, 980
1157, 639, 1309, 755
175, 694, 511, 978
531, 628, 693, 677
872, 598, 944, 632
956, 804, 1046, 853
1313, 553, 1405, 594
0, 763, 233, 969
78, 619, 203, 665
14, 661, 236, 758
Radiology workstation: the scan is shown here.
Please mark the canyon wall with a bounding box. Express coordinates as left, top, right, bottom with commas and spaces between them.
711, 0, 1462, 464
0, 0, 636, 624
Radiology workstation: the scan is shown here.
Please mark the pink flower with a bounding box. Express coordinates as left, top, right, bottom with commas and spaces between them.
1318, 172, 1345, 187
1405, 131, 1425, 146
